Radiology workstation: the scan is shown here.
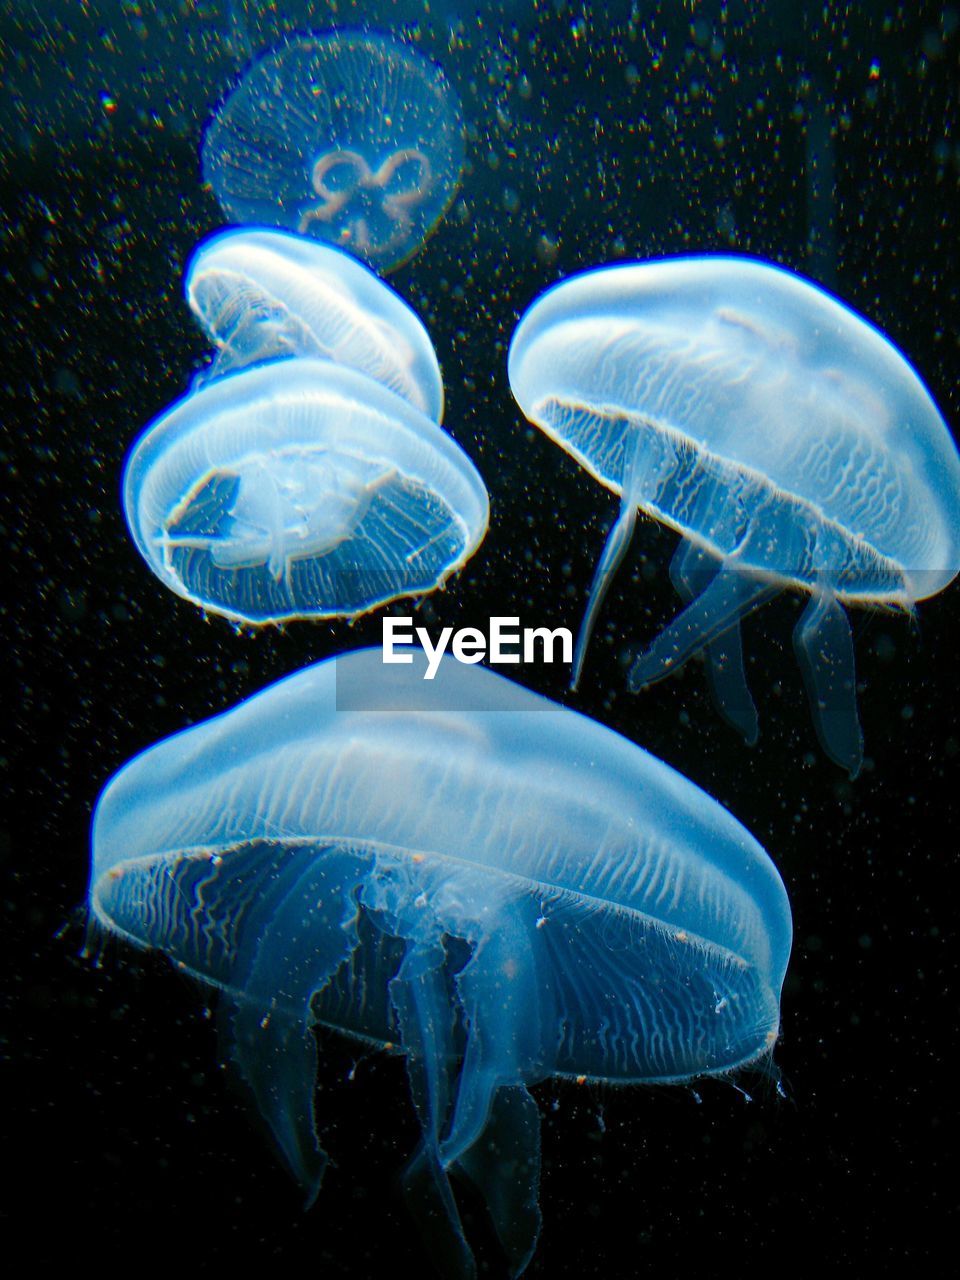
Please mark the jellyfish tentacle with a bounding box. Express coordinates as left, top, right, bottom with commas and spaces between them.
793, 586, 863, 778
669, 536, 760, 745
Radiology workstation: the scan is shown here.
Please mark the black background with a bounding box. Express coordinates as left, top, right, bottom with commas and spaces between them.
3, 0, 958, 1273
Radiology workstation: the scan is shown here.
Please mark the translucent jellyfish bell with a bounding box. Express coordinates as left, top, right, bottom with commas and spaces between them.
185, 227, 444, 419
201, 31, 464, 272
90, 647, 792, 1279
123, 360, 488, 624
508, 255, 960, 775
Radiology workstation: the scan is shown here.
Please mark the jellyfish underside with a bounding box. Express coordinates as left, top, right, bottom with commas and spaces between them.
187, 247, 432, 412
193, 278, 314, 386
299, 147, 434, 262
197, 831, 777, 1276
158, 448, 395, 595
569, 420, 893, 777
216, 843, 544, 1280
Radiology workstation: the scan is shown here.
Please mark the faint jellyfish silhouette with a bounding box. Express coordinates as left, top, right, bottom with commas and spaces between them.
508, 255, 960, 776
185, 227, 444, 418
123, 360, 488, 624
201, 31, 464, 272
90, 647, 792, 1280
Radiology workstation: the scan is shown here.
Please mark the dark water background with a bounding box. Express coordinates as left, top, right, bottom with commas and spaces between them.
3, 0, 958, 1272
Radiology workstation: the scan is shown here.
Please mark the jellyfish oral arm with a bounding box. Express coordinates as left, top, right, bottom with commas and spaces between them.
154, 454, 397, 600
793, 587, 863, 777
633, 543, 864, 774
219, 849, 369, 1207
392, 927, 543, 1280
390, 941, 479, 1279
627, 560, 778, 692
669, 537, 760, 745
572, 421, 671, 690
356, 850, 546, 1279
571, 501, 638, 690
441, 915, 544, 1168
421, 906, 545, 1277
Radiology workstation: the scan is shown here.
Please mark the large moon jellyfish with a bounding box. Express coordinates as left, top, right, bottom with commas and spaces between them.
90, 647, 792, 1278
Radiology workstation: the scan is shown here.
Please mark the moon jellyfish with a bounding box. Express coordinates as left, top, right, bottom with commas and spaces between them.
123, 360, 488, 624
508, 256, 960, 776
201, 32, 464, 272
185, 227, 444, 418
90, 647, 792, 1279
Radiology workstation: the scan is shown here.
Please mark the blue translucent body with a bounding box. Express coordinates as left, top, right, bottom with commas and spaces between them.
90, 648, 791, 1279
123, 360, 488, 624
186, 228, 445, 419
509, 256, 960, 774
202, 32, 464, 272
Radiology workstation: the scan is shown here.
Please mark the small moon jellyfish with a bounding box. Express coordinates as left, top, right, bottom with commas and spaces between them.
123, 360, 488, 624
508, 256, 960, 776
201, 31, 465, 272
90, 647, 792, 1279
185, 227, 444, 419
